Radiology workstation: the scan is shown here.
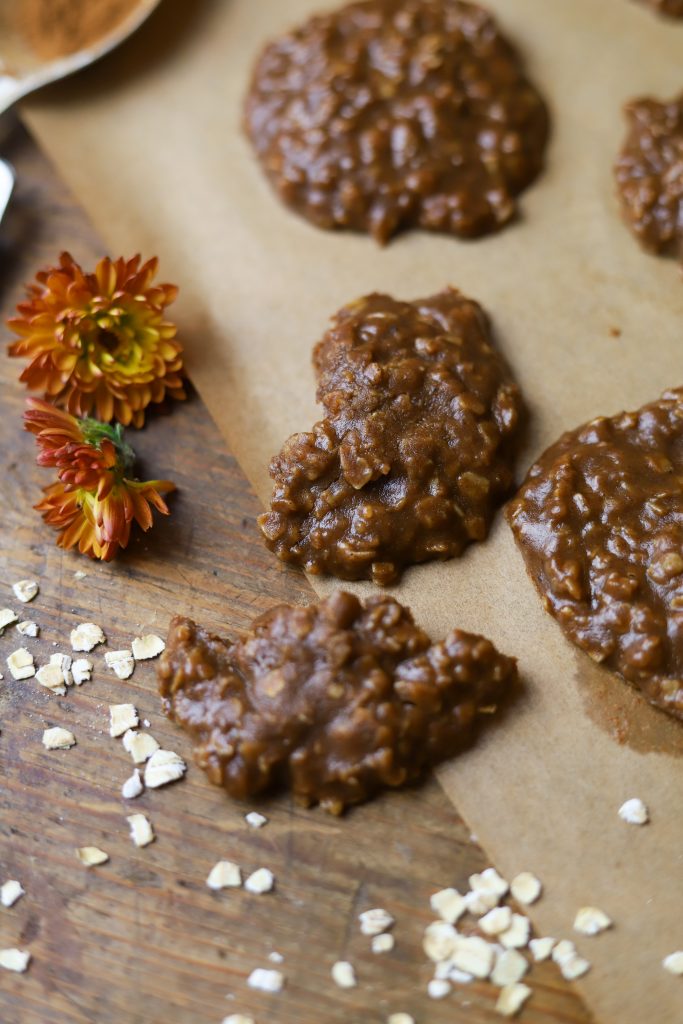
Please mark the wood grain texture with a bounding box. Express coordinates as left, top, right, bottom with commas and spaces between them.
0, 126, 592, 1024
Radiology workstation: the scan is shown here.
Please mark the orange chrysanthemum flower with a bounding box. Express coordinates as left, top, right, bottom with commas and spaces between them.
9, 252, 185, 427
24, 400, 175, 561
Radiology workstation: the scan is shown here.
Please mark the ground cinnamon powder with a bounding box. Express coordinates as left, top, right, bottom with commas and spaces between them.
20, 0, 142, 61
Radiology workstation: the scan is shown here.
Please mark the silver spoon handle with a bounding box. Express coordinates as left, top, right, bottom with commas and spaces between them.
0, 157, 14, 223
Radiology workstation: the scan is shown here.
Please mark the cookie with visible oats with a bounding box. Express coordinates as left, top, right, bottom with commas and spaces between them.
615, 93, 683, 266
158, 590, 517, 814
508, 388, 683, 720
259, 289, 525, 586
244, 0, 549, 244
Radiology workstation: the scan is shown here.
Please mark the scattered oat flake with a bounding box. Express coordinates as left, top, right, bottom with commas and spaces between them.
222, 1016, 255, 1024
0, 608, 18, 633
430, 887, 466, 924
144, 748, 186, 788
127, 813, 154, 848
491, 949, 528, 987
495, 982, 532, 1017
7, 648, 35, 680
35, 663, 66, 695
122, 729, 159, 764
121, 769, 144, 799
560, 955, 591, 981
245, 811, 267, 829
529, 937, 555, 962
427, 978, 451, 1000
247, 968, 283, 993
464, 888, 498, 916
423, 921, 459, 962
510, 872, 542, 906
13, 580, 38, 604
451, 935, 495, 979
0, 880, 25, 908
132, 634, 165, 660
16, 620, 38, 638
0, 948, 31, 972
206, 860, 242, 890
573, 906, 612, 936
359, 907, 394, 935
387, 1016, 414, 1024
104, 650, 135, 680
42, 726, 76, 749
372, 933, 395, 954
469, 868, 509, 899
76, 846, 109, 867
109, 704, 139, 738
331, 960, 356, 989
480, 906, 512, 936
618, 798, 649, 825
70, 622, 105, 652
245, 868, 274, 894
552, 940, 577, 966
268, 951, 284, 964
663, 951, 683, 976
50, 653, 73, 688
449, 966, 474, 984
499, 914, 531, 949
74, 570, 87, 580
71, 658, 92, 685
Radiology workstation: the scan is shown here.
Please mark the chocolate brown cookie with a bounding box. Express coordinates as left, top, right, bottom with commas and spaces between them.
507, 388, 683, 721
244, 0, 549, 244
615, 93, 683, 263
158, 591, 517, 814
637, 0, 683, 17
259, 289, 525, 585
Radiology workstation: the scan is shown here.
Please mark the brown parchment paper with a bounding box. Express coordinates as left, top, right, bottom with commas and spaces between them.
21, 0, 683, 1020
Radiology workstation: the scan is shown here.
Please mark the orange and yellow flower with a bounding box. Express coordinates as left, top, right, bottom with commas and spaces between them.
9, 252, 185, 427
24, 400, 175, 561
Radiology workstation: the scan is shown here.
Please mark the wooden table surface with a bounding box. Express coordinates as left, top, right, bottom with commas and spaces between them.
0, 125, 592, 1024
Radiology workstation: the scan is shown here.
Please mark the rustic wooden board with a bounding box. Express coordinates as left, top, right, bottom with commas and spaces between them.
0, 127, 592, 1024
